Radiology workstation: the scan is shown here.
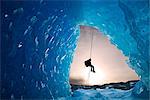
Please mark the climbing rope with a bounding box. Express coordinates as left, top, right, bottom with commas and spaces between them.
86, 67, 91, 85
90, 29, 94, 58
86, 29, 94, 85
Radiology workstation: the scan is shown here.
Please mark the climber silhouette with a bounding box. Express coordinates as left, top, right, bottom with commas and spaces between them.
84, 58, 95, 73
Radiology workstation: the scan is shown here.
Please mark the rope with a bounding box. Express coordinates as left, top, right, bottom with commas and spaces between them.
90, 30, 94, 58
86, 67, 91, 85
86, 30, 94, 85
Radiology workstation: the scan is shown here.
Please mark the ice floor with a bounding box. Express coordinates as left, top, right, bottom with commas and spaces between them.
58, 88, 147, 100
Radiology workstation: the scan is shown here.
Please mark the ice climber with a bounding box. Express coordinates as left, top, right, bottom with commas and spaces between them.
84, 58, 95, 73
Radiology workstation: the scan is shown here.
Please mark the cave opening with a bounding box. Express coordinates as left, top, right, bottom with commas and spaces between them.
69, 25, 139, 86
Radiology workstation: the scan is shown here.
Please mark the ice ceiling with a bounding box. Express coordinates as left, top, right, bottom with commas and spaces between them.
1, 0, 149, 99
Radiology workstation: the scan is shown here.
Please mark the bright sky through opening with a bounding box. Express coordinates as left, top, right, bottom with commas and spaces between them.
69, 25, 139, 86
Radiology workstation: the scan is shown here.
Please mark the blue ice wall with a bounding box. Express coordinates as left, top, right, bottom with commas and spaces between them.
1, 0, 149, 99
1, 1, 81, 99
78, 0, 149, 98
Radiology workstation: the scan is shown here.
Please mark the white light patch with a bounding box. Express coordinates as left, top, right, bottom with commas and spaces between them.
18, 42, 23, 48
83, 67, 106, 85
5, 14, 8, 18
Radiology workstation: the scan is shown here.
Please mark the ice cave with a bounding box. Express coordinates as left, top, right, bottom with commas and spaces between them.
1, 0, 149, 100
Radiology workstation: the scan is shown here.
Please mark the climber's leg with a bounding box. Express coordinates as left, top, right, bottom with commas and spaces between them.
91, 65, 95, 73
91, 66, 93, 71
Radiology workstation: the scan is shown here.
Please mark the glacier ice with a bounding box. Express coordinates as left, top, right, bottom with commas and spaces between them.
1, 0, 149, 99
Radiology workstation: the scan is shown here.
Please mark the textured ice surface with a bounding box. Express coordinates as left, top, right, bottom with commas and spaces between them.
56, 88, 147, 100
1, 0, 149, 99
